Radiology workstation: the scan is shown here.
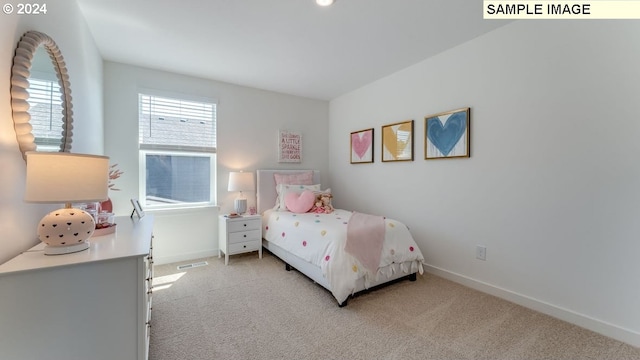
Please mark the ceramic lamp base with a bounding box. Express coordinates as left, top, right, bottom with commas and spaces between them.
44, 242, 90, 255
234, 198, 247, 214
37, 207, 95, 256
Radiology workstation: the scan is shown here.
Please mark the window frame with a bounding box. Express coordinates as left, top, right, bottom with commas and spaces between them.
137, 89, 217, 210
29, 71, 64, 152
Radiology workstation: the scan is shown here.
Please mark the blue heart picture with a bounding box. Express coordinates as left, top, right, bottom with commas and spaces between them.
426, 109, 468, 158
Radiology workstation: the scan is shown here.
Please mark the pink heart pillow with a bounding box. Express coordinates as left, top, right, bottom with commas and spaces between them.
284, 190, 316, 213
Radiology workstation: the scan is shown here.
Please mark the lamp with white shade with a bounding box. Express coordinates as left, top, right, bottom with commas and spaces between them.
227, 171, 255, 214
25, 152, 109, 255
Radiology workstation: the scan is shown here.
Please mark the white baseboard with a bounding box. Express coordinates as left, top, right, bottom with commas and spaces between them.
154, 250, 218, 266
423, 264, 640, 347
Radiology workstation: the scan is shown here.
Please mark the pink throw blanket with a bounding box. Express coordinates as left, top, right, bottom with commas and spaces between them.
345, 212, 386, 274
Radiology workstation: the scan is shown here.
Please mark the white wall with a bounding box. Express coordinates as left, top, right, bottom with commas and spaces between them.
103, 62, 329, 264
329, 20, 640, 345
0, 0, 104, 264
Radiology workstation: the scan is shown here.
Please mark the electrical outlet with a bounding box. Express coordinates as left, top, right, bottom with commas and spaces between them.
476, 245, 486, 261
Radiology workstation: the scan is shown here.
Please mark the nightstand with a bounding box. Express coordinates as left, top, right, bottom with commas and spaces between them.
218, 214, 262, 265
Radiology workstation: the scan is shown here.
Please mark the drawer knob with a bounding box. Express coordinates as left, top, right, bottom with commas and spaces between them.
243, 224, 247, 227
243, 234, 247, 238
243, 245, 247, 248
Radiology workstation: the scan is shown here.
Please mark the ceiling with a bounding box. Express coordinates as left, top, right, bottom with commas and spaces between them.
76, 0, 510, 100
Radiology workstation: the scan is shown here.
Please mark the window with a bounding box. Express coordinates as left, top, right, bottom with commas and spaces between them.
138, 92, 216, 209
28, 77, 64, 151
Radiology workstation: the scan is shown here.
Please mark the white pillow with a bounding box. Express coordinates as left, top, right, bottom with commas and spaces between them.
274, 183, 321, 211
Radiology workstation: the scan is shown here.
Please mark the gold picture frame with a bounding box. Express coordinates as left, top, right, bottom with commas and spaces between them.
425, 107, 470, 160
381, 120, 414, 162
350, 128, 374, 164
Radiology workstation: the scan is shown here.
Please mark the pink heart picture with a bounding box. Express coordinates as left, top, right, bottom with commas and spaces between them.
351, 129, 373, 163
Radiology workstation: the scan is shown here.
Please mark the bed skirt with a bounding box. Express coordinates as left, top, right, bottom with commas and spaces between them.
262, 239, 417, 306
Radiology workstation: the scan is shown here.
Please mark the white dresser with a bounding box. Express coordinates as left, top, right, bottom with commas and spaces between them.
0, 215, 154, 360
218, 214, 262, 265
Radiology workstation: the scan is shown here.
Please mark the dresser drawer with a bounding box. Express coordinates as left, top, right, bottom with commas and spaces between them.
228, 240, 261, 254
228, 219, 261, 233
228, 229, 261, 244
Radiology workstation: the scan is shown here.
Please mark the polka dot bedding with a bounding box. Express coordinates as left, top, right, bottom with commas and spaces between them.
263, 209, 425, 304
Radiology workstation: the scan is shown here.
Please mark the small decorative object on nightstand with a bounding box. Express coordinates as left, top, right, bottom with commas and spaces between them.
218, 214, 262, 265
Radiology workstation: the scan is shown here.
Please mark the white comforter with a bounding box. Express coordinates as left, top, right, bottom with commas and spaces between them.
262, 209, 425, 303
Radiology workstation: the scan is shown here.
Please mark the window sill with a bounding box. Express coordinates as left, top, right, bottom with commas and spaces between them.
145, 204, 220, 215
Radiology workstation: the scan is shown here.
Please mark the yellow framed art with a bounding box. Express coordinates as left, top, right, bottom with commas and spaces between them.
381, 120, 413, 162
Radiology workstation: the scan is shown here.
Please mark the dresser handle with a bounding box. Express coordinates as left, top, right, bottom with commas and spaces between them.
243, 245, 247, 248
243, 234, 247, 238
243, 223, 247, 227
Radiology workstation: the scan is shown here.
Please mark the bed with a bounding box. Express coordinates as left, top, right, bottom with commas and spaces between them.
257, 169, 425, 306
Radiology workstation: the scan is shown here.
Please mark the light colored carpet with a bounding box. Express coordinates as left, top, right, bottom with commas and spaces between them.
150, 252, 640, 360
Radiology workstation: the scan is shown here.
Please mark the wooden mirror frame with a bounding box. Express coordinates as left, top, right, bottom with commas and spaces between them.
11, 31, 73, 160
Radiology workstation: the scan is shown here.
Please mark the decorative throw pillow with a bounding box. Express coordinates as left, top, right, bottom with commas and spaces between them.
285, 190, 316, 213
274, 171, 313, 186
274, 183, 321, 210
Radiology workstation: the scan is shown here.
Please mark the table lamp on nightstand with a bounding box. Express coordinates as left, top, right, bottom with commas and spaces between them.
24, 152, 110, 255
228, 171, 254, 214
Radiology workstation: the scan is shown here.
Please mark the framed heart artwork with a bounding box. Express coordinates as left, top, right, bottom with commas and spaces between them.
425, 108, 470, 160
350, 128, 374, 164
382, 120, 414, 162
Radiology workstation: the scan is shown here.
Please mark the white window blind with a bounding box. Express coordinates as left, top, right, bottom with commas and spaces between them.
138, 94, 216, 152
28, 78, 64, 149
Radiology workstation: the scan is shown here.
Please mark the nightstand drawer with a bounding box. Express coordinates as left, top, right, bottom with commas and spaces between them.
228, 229, 261, 244
228, 240, 261, 254
228, 219, 261, 233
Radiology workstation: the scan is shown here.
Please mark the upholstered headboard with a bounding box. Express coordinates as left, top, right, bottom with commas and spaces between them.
256, 169, 321, 214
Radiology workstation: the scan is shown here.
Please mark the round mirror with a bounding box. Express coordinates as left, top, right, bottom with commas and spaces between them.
11, 31, 73, 160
